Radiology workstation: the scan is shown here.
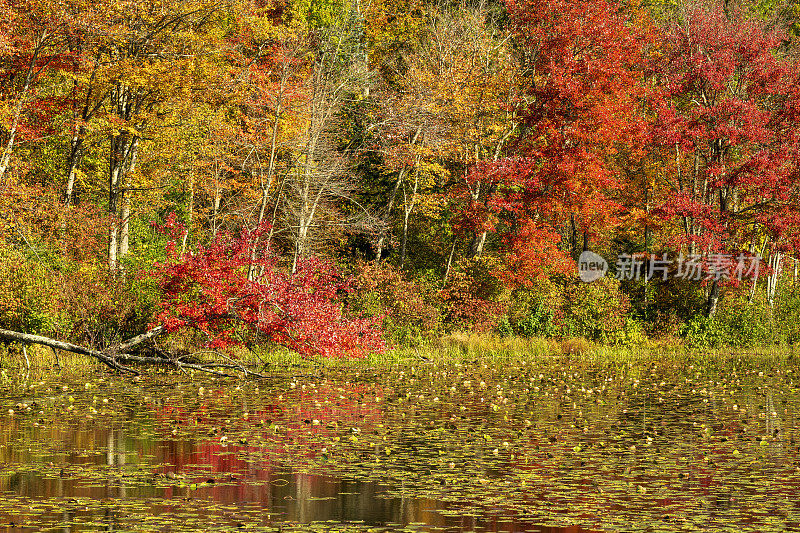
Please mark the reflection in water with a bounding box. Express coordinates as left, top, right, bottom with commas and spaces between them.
766, 392, 785, 456
1, 365, 797, 532
0, 410, 595, 532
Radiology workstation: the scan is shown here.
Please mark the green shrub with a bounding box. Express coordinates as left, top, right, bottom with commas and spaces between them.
518, 302, 558, 337
560, 277, 639, 344
680, 290, 776, 348
440, 256, 507, 333
680, 315, 726, 348
350, 261, 441, 346
59, 262, 155, 348
504, 279, 561, 338
496, 315, 513, 337
625, 277, 706, 334
715, 293, 775, 347
0, 245, 154, 347
0, 247, 60, 334
775, 285, 800, 345
503, 276, 644, 345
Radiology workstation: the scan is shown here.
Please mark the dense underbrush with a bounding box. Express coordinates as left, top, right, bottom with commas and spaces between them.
2, 237, 800, 360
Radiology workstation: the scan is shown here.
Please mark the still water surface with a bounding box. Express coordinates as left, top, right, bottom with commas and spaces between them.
0, 358, 798, 531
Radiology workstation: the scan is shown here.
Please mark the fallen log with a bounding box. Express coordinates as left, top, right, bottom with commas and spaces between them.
117, 325, 164, 353
0, 328, 139, 374
0, 326, 261, 378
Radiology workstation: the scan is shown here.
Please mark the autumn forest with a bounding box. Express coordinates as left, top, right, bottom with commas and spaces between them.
3, 0, 800, 360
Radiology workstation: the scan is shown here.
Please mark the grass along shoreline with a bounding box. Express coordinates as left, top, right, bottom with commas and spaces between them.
0, 332, 798, 384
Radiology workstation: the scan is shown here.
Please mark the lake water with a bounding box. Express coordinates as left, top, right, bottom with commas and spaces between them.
1, 356, 799, 531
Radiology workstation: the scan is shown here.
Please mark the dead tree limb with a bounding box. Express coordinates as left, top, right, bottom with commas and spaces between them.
0, 328, 139, 375
114, 353, 234, 377
0, 326, 264, 378
117, 325, 165, 352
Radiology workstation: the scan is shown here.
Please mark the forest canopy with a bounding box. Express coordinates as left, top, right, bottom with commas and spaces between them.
2, 0, 800, 358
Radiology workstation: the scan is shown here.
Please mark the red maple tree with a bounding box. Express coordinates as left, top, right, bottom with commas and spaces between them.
457, 0, 650, 284
151, 215, 385, 358
652, 1, 800, 313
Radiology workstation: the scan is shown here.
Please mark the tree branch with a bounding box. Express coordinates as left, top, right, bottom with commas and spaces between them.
0, 328, 139, 375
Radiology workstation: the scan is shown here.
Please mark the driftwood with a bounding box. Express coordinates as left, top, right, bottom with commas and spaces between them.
0, 327, 262, 377
117, 326, 164, 353
0, 328, 141, 374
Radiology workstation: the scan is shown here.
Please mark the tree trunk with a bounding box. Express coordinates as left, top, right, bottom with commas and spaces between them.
108, 131, 138, 272
288, 15, 365, 272
749, 236, 768, 303
181, 172, 194, 255
466, 160, 483, 260
400, 202, 410, 268
706, 279, 720, 318
570, 214, 579, 260
108, 218, 119, 273
374, 169, 403, 260
690, 151, 701, 256
466, 131, 512, 260
119, 193, 131, 262
249, 73, 285, 280
468, 231, 487, 258
443, 238, 456, 284
108, 134, 124, 272
107, 81, 144, 273
212, 185, 221, 237
65, 131, 84, 206
399, 149, 423, 269
376, 126, 421, 260
65, 59, 104, 205
0, 30, 47, 184
64, 58, 107, 207
293, 113, 319, 273
266, 176, 284, 249
375, 132, 422, 261
767, 251, 783, 308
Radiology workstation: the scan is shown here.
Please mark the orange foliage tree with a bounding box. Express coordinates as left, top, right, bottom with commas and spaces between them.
463, 0, 651, 285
